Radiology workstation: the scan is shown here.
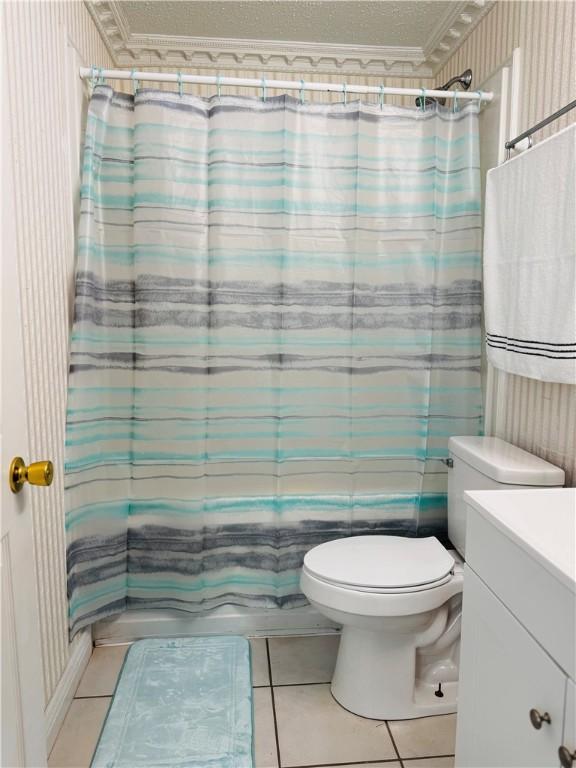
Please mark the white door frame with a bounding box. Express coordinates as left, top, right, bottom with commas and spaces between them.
479, 48, 521, 437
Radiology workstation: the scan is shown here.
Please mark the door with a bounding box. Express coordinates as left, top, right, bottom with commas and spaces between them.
1, 27, 47, 766
456, 567, 566, 768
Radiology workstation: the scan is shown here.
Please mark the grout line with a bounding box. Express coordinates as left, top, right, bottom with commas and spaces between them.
385, 720, 403, 765
73, 695, 114, 700
283, 759, 402, 767
266, 638, 283, 768
253, 681, 331, 690
272, 680, 332, 688
403, 756, 455, 762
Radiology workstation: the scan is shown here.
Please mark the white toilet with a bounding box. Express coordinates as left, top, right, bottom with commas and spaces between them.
300, 436, 565, 720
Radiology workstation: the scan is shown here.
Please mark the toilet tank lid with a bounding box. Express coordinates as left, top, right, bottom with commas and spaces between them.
448, 436, 565, 486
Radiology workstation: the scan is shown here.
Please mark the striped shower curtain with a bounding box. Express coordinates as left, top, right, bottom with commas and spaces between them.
65, 85, 482, 635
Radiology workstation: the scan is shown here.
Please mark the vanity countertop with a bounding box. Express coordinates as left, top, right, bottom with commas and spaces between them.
464, 488, 575, 593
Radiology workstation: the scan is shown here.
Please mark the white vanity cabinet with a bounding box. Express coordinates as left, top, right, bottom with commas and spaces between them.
455, 489, 576, 768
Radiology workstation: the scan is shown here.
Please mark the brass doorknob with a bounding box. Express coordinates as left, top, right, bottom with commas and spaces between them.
9, 457, 54, 494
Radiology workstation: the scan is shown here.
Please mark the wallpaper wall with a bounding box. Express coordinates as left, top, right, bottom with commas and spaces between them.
439, 0, 576, 485
3, 0, 114, 706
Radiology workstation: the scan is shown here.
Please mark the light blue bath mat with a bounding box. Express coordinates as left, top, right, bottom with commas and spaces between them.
91, 636, 253, 768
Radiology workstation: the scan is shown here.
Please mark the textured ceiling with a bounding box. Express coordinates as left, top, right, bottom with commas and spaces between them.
118, 1, 457, 47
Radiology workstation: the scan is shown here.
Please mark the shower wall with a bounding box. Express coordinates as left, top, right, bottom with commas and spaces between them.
3, 0, 113, 722
438, 0, 576, 485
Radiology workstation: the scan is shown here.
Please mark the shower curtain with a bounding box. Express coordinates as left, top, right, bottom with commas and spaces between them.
66, 85, 482, 634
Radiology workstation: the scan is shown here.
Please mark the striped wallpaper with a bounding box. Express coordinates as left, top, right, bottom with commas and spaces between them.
3, 0, 113, 705
438, 0, 576, 485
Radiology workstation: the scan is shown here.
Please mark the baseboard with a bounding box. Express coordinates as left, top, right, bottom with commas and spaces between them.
94, 605, 338, 645
44, 630, 93, 753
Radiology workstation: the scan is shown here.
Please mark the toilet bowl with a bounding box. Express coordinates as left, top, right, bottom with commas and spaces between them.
301, 535, 463, 720
300, 436, 565, 720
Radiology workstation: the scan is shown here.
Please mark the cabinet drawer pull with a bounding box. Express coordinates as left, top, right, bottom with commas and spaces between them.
529, 709, 551, 729
559, 746, 576, 768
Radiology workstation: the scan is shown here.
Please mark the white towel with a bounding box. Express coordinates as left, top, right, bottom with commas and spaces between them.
483, 123, 576, 385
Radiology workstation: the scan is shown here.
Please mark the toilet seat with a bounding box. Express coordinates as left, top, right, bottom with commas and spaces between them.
302, 568, 454, 594
303, 535, 455, 595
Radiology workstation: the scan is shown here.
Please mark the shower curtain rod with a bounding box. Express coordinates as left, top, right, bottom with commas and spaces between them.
79, 67, 493, 102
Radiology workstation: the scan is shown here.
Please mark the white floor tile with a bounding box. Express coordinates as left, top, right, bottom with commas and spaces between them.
253, 687, 278, 768
268, 634, 339, 685
274, 683, 397, 767
75, 645, 129, 698
405, 757, 455, 767
250, 638, 270, 687
388, 714, 457, 759
48, 698, 110, 768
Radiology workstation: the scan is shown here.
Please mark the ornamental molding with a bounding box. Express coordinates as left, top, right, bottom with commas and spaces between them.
86, 0, 494, 79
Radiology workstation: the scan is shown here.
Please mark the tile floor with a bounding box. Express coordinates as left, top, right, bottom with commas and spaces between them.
49, 634, 456, 768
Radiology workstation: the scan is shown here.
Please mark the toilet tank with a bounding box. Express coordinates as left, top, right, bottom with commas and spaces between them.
447, 436, 564, 557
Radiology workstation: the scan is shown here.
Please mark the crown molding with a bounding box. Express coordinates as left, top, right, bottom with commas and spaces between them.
86, 0, 494, 79
424, 0, 495, 69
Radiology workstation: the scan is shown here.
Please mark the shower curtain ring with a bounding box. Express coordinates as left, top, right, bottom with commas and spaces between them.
379, 84, 385, 110
342, 82, 347, 106
420, 88, 426, 112
452, 89, 459, 113
261, 77, 267, 102
477, 89, 483, 109
89, 65, 98, 90
131, 68, 139, 95
300, 79, 305, 105
217, 75, 222, 101
97, 67, 105, 85
177, 71, 183, 97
